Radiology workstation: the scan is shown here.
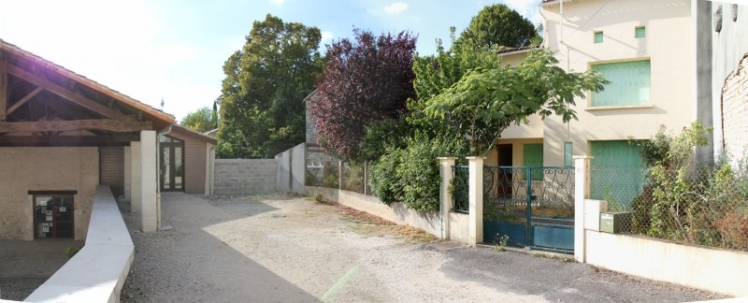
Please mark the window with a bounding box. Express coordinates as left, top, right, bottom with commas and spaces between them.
564, 142, 573, 167
635, 26, 646, 38
594, 31, 604, 43
32, 191, 75, 239
523, 143, 543, 180
591, 60, 651, 107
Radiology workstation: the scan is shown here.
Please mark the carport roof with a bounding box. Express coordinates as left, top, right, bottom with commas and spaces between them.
0, 38, 176, 131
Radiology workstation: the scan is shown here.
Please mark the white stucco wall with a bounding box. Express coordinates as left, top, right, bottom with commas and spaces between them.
0, 147, 98, 240
541, 0, 694, 164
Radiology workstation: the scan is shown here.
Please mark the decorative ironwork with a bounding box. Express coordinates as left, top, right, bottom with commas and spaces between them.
452, 166, 469, 213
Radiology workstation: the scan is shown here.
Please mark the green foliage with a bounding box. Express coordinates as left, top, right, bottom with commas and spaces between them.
63, 246, 81, 259
493, 234, 509, 252
361, 119, 411, 161
180, 106, 217, 133
422, 48, 608, 155
370, 148, 404, 204
457, 3, 538, 49
217, 14, 322, 159
370, 134, 467, 211
323, 173, 339, 188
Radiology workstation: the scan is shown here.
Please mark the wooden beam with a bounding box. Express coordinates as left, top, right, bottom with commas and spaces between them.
6, 86, 42, 115
0, 134, 140, 146
6, 65, 131, 121
0, 119, 152, 133
0, 54, 7, 121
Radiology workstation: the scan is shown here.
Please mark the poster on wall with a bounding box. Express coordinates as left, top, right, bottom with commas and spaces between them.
46, 215, 53, 221
59, 206, 66, 212
42, 223, 49, 232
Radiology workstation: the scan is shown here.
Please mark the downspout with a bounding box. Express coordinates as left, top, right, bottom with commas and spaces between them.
156, 124, 174, 231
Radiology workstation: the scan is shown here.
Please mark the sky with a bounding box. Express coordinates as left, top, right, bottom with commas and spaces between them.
0, 0, 541, 122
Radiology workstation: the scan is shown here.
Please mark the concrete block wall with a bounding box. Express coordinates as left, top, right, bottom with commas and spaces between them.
0, 147, 98, 241
214, 159, 277, 196
721, 55, 748, 161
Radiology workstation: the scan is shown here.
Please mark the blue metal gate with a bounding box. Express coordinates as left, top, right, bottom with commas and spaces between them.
483, 166, 575, 253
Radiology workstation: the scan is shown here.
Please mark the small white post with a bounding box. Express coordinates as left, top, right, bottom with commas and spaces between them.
574, 156, 593, 262
467, 156, 485, 246
438, 157, 457, 240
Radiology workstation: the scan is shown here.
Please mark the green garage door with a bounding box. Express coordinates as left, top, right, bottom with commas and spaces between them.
590, 141, 645, 209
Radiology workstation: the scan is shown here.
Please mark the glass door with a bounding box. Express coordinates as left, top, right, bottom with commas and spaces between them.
160, 136, 184, 191
34, 193, 74, 239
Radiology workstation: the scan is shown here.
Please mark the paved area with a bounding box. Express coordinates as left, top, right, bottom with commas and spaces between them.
0, 240, 82, 301
120, 192, 724, 302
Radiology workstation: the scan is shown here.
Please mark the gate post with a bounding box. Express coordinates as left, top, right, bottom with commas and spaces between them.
438, 157, 457, 240
573, 156, 593, 263
467, 156, 485, 246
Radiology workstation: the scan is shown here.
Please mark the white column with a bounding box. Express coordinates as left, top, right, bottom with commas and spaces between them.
130, 142, 142, 214
140, 130, 158, 232
124, 146, 131, 201
467, 156, 484, 246
574, 156, 593, 263
438, 157, 457, 240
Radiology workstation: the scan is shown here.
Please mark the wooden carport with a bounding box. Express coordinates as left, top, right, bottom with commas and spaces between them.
0, 39, 175, 238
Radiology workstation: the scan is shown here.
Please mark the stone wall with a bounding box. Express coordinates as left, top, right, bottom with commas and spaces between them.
213, 159, 277, 196
0, 147, 99, 240
721, 54, 748, 161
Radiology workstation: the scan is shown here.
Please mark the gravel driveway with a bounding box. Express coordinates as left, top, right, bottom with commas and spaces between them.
120, 192, 722, 302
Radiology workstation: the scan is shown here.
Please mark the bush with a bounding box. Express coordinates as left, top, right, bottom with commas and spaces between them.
370, 148, 404, 204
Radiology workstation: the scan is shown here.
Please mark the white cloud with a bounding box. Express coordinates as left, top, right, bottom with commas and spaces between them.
271, 0, 284, 5
384, 2, 409, 14
503, 0, 542, 23
321, 31, 334, 43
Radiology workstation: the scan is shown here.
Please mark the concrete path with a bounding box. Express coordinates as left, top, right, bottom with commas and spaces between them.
120, 193, 723, 302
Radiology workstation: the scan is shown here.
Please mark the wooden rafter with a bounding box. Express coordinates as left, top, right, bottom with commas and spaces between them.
0, 134, 140, 146
0, 119, 151, 133
7, 86, 41, 115
6, 65, 132, 121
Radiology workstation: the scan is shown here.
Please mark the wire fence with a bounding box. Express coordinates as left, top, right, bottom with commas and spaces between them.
590, 165, 748, 252
452, 166, 469, 213
340, 162, 372, 194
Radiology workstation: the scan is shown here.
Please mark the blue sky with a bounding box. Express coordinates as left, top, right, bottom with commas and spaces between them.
0, 0, 540, 121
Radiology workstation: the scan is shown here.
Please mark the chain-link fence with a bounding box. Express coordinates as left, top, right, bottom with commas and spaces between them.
341, 162, 372, 194
305, 148, 339, 189
590, 165, 748, 252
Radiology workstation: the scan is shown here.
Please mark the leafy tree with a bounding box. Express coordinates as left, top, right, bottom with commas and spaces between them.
423, 49, 608, 155
217, 14, 322, 159
458, 3, 537, 49
180, 106, 217, 133
310, 29, 417, 160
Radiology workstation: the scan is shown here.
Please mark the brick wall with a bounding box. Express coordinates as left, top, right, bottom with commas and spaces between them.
213, 159, 277, 196
722, 54, 748, 160
0, 147, 98, 240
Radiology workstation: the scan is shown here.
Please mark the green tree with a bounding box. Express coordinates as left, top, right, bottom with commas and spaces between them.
217, 14, 322, 159
423, 49, 608, 155
458, 3, 537, 49
180, 106, 217, 133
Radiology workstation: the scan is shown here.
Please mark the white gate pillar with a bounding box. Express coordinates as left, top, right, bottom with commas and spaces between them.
574, 156, 593, 262
438, 157, 457, 240
467, 156, 485, 246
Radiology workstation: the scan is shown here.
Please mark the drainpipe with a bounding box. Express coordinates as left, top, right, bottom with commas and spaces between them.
156, 124, 174, 231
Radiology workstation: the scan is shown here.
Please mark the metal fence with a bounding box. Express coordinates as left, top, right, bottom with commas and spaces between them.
305, 150, 339, 189
341, 162, 372, 194
590, 165, 748, 252
483, 166, 575, 221
452, 166, 469, 213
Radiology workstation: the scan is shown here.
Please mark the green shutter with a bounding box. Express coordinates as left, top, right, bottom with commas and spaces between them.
635, 27, 646, 38
564, 142, 573, 167
591, 60, 651, 107
523, 144, 543, 180
590, 141, 645, 209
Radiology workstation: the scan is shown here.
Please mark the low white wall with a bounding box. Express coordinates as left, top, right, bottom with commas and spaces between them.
307, 186, 443, 239
24, 186, 134, 303
449, 212, 469, 243
586, 230, 748, 297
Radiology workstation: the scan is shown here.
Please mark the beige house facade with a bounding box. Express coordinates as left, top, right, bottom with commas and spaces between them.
486, 0, 695, 172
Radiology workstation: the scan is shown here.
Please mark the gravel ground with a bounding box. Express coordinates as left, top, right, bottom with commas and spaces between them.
120, 192, 724, 303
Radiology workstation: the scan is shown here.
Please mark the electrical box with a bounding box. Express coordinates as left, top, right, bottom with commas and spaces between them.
600, 212, 632, 234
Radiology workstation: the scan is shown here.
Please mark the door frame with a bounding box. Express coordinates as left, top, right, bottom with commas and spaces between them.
159, 136, 185, 192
